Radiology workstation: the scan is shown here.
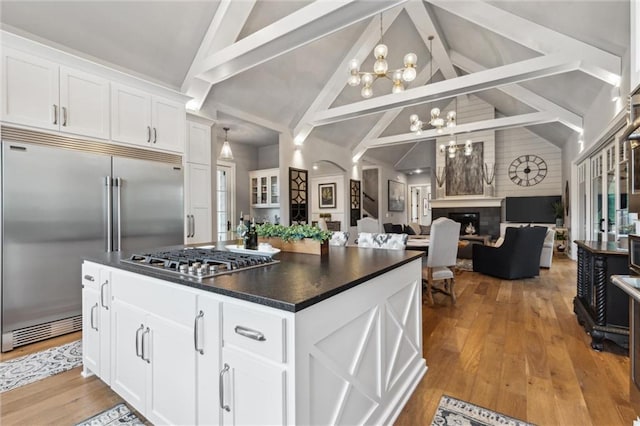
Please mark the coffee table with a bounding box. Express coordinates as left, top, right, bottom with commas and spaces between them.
458, 234, 491, 259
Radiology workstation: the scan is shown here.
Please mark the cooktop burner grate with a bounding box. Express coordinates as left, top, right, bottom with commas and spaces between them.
121, 248, 278, 280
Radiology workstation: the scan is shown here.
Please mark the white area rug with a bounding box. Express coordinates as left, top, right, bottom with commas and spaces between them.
0, 340, 82, 392
432, 395, 535, 426
75, 403, 144, 426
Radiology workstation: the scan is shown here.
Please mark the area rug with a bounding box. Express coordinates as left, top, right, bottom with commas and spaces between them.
75, 403, 144, 426
432, 395, 535, 426
0, 340, 82, 393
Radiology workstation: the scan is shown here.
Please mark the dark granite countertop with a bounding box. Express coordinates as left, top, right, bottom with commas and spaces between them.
85, 242, 424, 312
574, 240, 629, 256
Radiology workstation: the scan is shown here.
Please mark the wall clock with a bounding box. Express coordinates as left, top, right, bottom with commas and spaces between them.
508, 154, 547, 186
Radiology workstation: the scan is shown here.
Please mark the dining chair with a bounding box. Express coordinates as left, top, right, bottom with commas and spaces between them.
357, 217, 380, 234
356, 232, 407, 250
423, 217, 461, 305
329, 231, 349, 246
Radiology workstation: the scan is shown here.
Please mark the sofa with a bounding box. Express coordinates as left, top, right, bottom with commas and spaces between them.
496, 223, 556, 268
383, 222, 430, 239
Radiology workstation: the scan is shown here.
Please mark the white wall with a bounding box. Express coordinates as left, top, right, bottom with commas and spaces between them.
258, 144, 279, 169
632, 0, 640, 91
495, 127, 562, 197
215, 139, 258, 222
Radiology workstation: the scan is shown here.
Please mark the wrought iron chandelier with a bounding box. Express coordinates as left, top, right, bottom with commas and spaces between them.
409, 36, 456, 134
347, 14, 417, 98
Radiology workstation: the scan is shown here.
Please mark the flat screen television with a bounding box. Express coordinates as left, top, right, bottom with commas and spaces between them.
505, 195, 561, 223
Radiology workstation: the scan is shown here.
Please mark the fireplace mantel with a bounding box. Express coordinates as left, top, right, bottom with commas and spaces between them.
431, 197, 504, 208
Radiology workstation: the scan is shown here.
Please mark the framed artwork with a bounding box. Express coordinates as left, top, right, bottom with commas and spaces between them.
388, 180, 405, 212
319, 183, 336, 209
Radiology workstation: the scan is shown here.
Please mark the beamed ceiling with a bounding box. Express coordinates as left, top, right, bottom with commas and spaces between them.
0, 0, 630, 172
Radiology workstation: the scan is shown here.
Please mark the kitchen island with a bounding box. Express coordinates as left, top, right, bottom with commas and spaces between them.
81, 243, 426, 425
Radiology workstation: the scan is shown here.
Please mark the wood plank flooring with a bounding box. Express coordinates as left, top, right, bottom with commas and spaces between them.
1, 255, 638, 425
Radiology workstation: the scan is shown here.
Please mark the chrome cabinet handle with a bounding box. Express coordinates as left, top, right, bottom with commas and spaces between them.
62, 106, 67, 126
135, 324, 144, 358
90, 304, 98, 331
147, 126, 151, 142
142, 327, 151, 364
153, 127, 157, 143
234, 325, 266, 342
219, 363, 230, 412
52, 104, 58, 125
192, 215, 196, 238
100, 280, 109, 310
187, 215, 191, 238
194, 310, 204, 355
84, 274, 95, 282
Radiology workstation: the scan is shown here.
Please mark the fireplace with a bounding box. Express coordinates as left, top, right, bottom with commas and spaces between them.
448, 212, 480, 235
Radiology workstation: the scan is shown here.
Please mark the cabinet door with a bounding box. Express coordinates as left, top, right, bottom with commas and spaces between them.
59, 67, 110, 139
269, 173, 279, 206
196, 295, 222, 426
2, 48, 59, 130
98, 268, 112, 384
222, 347, 286, 426
152, 96, 185, 153
145, 313, 197, 426
186, 163, 211, 244
187, 120, 211, 165
111, 299, 148, 414
111, 83, 152, 146
250, 176, 259, 206
82, 288, 101, 376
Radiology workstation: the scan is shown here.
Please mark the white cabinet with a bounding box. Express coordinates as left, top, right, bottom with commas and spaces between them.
81, 262, 111, 384
186, 163, 212, 244
2, 48, 109, 139
185, 118, 212, 244
111, 83, 185, 153
220, 302, 287, 425
250, 168, 279, 208
110, 270, 198, 425
196, 294, 222, 426
186, 120, 212, 164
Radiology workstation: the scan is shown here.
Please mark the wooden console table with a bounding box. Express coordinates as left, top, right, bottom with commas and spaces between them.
574, 240, 630, 350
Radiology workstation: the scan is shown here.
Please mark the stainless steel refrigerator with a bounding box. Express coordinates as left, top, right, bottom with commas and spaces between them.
1, 132, 184, 351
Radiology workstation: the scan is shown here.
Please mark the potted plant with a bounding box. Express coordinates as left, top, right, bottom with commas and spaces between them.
256, 223, 332, 255
552, 201, 564, 227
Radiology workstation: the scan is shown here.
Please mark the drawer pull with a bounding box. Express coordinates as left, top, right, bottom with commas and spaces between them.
234, 325, 266, 342
100, 280, 109, 310
84, 274, 95, 282
135, 324, 144, 358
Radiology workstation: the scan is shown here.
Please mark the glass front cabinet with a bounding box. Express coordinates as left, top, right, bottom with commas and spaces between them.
249, 168, 280, 208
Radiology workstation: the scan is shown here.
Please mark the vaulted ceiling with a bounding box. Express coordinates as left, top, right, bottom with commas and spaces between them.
0, 1, 630, 172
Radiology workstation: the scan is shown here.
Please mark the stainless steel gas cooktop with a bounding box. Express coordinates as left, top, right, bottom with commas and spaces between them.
121, 248, 279, 280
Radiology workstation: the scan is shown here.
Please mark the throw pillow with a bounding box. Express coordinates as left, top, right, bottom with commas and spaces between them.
419, 225, 431, 235
408, 222, 422, 235
391, 224, 403, 234
403, 225, 416, 235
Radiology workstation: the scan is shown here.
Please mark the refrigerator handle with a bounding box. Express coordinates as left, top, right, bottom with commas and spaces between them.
116, 178, 122, 251
106, 176, 113, 252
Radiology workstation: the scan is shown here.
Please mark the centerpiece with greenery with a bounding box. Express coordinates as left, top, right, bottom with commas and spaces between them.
256, 223, 332, 255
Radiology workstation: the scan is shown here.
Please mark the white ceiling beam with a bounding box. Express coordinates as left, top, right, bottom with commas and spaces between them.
427, 0, 620, 85
316, 54, 580, 127
351, 63, 438, 162
182, 0, 256, 110
353, 112, 557, 160
404, 1, 457, 80
292, 5, 405, 145
450, 50, 583, 133
195, 0, 407, 86
213, 103, 289, 134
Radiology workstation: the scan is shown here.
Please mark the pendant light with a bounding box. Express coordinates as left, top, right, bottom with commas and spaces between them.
220, 127, 233, 161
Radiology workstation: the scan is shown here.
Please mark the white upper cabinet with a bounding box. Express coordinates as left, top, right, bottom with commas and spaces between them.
186, 120, 211, 165
59, 67, 110, 139
112, 83, 185, 153
2, 48, 109, 139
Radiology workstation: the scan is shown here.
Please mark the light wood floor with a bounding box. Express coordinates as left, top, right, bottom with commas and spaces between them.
1, 255, 639, 425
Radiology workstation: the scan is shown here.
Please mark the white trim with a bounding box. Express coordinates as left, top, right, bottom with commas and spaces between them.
216, 161, 236, 241
430, 197, 504, 209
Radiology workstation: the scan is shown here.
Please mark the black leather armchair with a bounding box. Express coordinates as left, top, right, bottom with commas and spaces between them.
472, 226, 547, 279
